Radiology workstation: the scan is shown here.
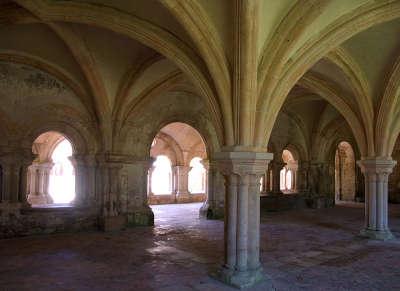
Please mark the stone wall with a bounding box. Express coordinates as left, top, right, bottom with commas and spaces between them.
335, 142, 356, 202
0, 204, 97, 238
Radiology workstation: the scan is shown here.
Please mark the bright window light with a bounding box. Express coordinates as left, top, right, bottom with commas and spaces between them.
151, 155, 172, 195
48, 139, 75, 203
188, 157, 206, 193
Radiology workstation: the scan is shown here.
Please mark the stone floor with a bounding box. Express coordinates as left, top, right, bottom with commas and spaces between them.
1, 202, 400, 290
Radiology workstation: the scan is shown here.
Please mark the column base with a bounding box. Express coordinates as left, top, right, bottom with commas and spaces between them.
199, 203, 224, 219
176, 192, 190, 203
20, 202, 31, 209
127, 206, 154, 226
271, 191, 283, 196
212, 266, 267, 289
359, 228, 395, 241
100, 215, 126, 232
27, 193, 53, 205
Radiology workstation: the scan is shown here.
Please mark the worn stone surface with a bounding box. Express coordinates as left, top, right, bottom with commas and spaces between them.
0, 206, 97, 238
0, 202, 400, 290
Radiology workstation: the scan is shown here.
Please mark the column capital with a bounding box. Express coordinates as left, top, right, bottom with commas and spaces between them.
357, 157, 396, 240
39, 161, 54, 170
214, 151, 273, 177
69, 154, 96, 167
200, 159, 210, 170
173, 165, 191, 172
271, 160, 286, 169
357, 158, 397, 175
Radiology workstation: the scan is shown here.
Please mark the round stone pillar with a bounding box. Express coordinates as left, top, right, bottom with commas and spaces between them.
214, 150, 273, 289
27, 161, 54, 205
70, 154, 96, 207
175, 165, 191, 203
125, 159, 154, 227
271, 160, 285, 195
199, 160, 225, 219
147, 164, 155, 201
199, 159, 211, 216
19, 152, 36, 207
357, 158, 397, 240
297, 161, 309, 194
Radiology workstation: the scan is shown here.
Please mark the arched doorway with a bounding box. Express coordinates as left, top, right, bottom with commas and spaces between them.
335, 141, 356, 202
27, 131, 75, 207
280, 149, 298, 193
148, 122, 208, 216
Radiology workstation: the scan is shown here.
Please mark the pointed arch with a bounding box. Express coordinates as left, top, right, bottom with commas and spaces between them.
258, 0, 328, 96
15, 0, 230, 145
376, 54, 400, 156
298, 73, 368, 157
160, 0, 231, 118
256, 1, 400, 148
325, 47, 374, 152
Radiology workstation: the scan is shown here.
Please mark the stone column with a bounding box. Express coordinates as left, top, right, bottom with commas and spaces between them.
271, 160, 285, 195
147, 164, 155, 202
215, 151, 273, 288
41, 162, 53, 203
199, 159, 222, 218
337, 149, 347, 200
171, 165, 178, 201
0, 150, 34, 210
200, 160, 225, 219
19, 161, 30, 206
27, 161, 53, 205
70, 156, 85, 206
0, 153, 24, 203
69, 154, 96, 207
18, 150, 36, 207
357, 158, 397, 240
175, 165, 191, 203
355, 165, 365, 202
125, 159, 154, 226
99, 162, 122, 218
292, 168, 297, 192
297, 161, 309, 194
96, 157, 124, 231
1, 163, 12, 202
199, 159, 210, 216
260, 164, 269, 196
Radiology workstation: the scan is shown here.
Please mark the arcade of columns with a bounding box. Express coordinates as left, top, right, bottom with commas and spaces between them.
147, 162, 206, 204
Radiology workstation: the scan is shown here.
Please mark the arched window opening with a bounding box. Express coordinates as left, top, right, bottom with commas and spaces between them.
280, 169, 286, 190
151, 155, 172, 195
48, 139, 75, 203
27, 132, 76, 207
280, 149, 298, 193
188, 157, 206, 193
335, 141, 356, 202
148, 122, 208, 205
286, 170, 293, 190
